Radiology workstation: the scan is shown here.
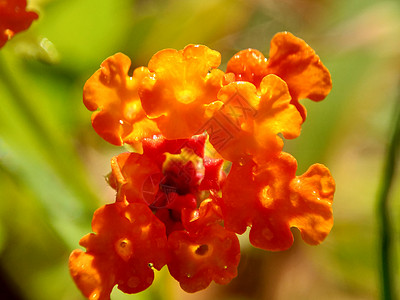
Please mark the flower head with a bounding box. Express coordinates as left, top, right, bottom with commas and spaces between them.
72, 32, 335, 298
0, 0, 38, 48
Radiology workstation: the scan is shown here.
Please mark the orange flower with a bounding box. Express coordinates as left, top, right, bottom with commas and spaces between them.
168, 199, 240, 292
83, 53, 160, 148
221, 153, 335, 251
69, 202, 168, 300
227, 32, 332, 120
206, 74, 302, 163
73, 34, 335, 297
139, 44, 226, 139
0, 0, 38, 48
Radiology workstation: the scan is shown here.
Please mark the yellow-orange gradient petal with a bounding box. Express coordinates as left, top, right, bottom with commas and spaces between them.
139, 45, 225, 139
83, 53, 160, 146
207, 75, 302, 163
266, 32, 332, 120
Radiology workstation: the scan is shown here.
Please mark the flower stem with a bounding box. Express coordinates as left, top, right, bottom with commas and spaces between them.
377, 82, 400, 300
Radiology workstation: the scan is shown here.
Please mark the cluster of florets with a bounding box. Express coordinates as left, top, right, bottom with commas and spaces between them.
69, 32, 335, 300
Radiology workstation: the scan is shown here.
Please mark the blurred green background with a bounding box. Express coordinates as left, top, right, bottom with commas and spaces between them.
0, 0, 399, 299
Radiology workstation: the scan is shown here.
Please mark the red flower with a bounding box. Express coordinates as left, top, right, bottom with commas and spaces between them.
221, 153, 335, 251
226, 32, 332, 120
107, 134, 224, 229
0, 0, 38, 48
69, 202, 168, 299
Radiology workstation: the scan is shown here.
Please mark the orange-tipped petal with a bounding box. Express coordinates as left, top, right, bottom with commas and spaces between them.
207, 75, 301, 163
83, 53, 160, 146
266, 32, 332, 120
139, 45, 225, 139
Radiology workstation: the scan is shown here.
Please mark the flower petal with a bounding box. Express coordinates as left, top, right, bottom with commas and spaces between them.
69, 250, 114, 300
168, 224, 240, 293
69, 202, 168, 297
108, 152, 161, 203
207, 75, 301, 163
288, 163, 335, 245
0, 0, 38, 48
226, 48, 268, 88
139, 45, 225, 139
266, 32, 332, 119
83, 53, 160, 146
222, 152, 334, 251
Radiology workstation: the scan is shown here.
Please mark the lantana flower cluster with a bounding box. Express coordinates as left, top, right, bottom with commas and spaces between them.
69, 32, 335, 299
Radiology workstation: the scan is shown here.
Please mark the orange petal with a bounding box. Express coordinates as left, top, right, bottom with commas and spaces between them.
226, 48, 268, 87
167, 224, 240, 293
266, 32, 332, 119
288, 163, 335, 245
207, 75, 301, 163
70, 202, 168, 297
69, 250, 114, 300
139, 45, 225, 139
0, 0, 38, 48
83, 53, 160, 146
222, 153, 334, 251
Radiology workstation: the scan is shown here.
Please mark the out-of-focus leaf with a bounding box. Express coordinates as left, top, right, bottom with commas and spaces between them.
37, 0, 132, 72
126, 0, 251, 65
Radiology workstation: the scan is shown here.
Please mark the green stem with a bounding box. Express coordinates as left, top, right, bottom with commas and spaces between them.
377, 83, 400, 300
